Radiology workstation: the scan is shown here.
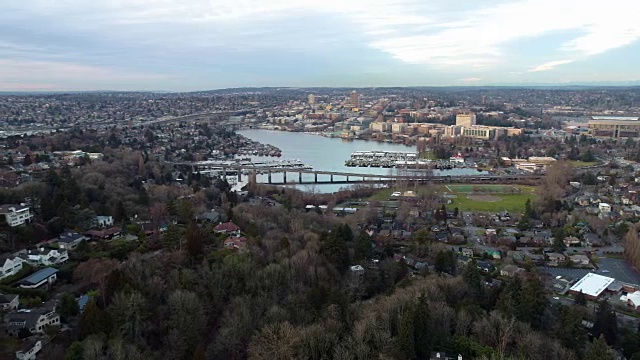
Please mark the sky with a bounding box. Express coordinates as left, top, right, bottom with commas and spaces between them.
1, 0, 640, 91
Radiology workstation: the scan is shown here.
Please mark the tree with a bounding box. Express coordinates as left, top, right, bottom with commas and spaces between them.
593, 301, 618, 346
108, 291, 149, 343
434, 250, 455, 274
353, 231, 372, 263
79, 300, 112, 339
64, 341, 84, 360
59, 293, 79, 320
185, 223, 204, 259
574, 291, 587, 306
247, 322, 299, 360
322, 229, 349, 273
113, 200, 127, 223
167, 290, 205, 358
395, 308, 416, 360
585, 335, 615, 360
74, 258, 120, 307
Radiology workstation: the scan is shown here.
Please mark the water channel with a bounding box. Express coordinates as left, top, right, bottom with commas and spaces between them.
237, 129, 487, 193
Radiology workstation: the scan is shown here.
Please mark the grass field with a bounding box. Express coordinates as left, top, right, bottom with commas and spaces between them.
444, 185, 535, 213
367, 184, 536, 213
570, 160, 599, 168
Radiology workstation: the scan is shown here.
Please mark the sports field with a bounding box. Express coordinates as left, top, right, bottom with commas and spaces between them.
442, 184, 535, 213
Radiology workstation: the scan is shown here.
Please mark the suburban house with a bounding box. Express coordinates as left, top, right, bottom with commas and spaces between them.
19, 267, 58, 289
484, 249, 502, 260
500, 265, 525, 277
547, 252, 566, 266
195, 209, 221, 223
223, 236, 248, 251
4, 303, 60, 336
563, 236, 581, 247
0, 254, 24, 280
0, 204, 33, 227
569, 254, 591, 266
17, 248, 68, 266
215, 221, 240, 235
94, 215, 114, 228
0, 293, 19, 311
84, 227, 121, 241
15, 338, 42, 360
461, 248, 474, 257
55, 232, 88, 250
477, 261, 494, 273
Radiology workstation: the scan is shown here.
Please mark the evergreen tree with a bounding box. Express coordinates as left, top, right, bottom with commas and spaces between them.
353, 230, 372, 263
79, 300, 112, 339
59, 293, 79, 321
585, 335, 615, 360
574, 291, 587, 306
321, 230, 349, 274
413, 294, 431, 359
395, 308, 416, 360
593, 301, 618, 346
185, 223, 204, 259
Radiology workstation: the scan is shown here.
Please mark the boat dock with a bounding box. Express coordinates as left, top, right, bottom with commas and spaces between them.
344, 151, 475, 169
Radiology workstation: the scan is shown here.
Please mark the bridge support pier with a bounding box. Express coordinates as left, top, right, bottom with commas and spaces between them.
283, 172, 287, 184
222, 167, 226, 181
299, 172, 302, 183
330, 175, 334, 183
346, 176, 349, 182
268, 171, 272, 184
315, 173, 318, 183
238, 167, 242, 182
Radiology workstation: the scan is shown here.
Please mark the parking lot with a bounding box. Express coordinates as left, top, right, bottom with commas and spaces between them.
597, 258, 640, 285
540, 258, 640, 285
540, 267, 590, 280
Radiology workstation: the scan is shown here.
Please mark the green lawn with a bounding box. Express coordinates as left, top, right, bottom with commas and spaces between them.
446, 192, 535, 213
570, 160, 598, 168
366, 184, 536, 213
444, 185, 535, 213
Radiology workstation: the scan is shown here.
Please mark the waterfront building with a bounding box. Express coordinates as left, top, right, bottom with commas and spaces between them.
588, 116, 640, 138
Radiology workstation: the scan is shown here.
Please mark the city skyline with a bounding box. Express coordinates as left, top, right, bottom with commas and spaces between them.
2, 0, 640, 91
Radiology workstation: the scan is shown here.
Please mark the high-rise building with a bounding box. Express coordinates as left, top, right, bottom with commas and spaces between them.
350, 90, 360, 108
308, 94, 316, 105
456, 111, 477, 127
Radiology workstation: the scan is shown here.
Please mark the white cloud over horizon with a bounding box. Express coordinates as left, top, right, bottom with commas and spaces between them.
1, 0, 640, 90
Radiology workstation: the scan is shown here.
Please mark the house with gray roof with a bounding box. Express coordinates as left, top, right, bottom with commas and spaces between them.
19, 267, 58, 289
55, 232, 88, 250
0, 293, 19, 311
4, 303, 59, 336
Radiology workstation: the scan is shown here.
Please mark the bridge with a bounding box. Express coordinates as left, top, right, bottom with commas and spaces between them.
172, 162, 543, 185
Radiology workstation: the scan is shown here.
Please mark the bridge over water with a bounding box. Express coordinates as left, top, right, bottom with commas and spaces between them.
172, 162, 543, 185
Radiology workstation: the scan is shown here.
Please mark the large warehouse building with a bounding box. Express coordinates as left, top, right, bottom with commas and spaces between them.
588, 116, 640, 138
569, 272, 615, 300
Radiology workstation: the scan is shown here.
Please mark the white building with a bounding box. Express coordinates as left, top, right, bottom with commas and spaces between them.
95, 215, 114, 228
17, 248, 68, 267
4, 304, 60, 336
15, 339, 42, 360
599, 203, 611, 213
0, 204, 33, 227
0, 254, 24, 280
569, 272, 615, 300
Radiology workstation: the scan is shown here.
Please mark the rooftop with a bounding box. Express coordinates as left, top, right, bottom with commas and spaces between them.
20, 267, 58, 285
590, 116, 640, 121
569, 272, 615, 298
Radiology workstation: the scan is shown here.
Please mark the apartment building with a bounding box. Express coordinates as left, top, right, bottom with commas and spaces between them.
0, 204, 33, 227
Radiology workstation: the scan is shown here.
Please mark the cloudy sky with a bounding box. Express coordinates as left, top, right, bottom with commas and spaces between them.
2, 0, 640, 91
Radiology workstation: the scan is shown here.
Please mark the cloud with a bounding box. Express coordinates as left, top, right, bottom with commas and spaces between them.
1, 0, 640, 89
0, 59, 166, 90
528, 60, 574, 72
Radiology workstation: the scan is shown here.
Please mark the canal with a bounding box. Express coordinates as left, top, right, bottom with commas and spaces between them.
237, 129, 486, 192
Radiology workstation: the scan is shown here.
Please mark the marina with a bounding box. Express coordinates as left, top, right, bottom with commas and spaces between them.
344, 151, 477, 169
